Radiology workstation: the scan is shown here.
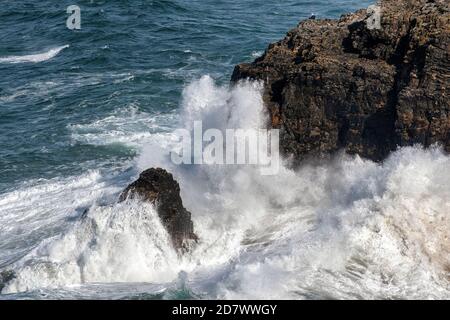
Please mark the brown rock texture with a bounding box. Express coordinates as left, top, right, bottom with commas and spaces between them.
120, 168, 197, 251
232, 0, 449, 162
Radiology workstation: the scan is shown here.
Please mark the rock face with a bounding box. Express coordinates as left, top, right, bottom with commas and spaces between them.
232, 0, 449, 162
0, 270, 15, 293
120, 168, 197, 251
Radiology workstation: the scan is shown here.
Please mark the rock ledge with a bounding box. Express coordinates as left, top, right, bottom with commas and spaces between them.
120, 168, 197, 251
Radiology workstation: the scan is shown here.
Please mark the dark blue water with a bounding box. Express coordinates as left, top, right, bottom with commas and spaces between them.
0, 0, 374, 193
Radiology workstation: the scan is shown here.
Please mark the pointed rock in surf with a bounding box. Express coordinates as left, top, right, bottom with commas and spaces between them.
119, 168, 198, 252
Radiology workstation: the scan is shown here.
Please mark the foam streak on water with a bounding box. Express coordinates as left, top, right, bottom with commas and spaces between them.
0, 45, 69, 64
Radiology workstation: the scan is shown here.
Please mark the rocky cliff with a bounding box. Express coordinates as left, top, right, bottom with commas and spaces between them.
232, 0, 449, 162
120, 168, 198, 252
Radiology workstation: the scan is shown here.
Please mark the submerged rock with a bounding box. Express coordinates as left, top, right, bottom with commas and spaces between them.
232, 0, 449, 162
119, 168, 198, 251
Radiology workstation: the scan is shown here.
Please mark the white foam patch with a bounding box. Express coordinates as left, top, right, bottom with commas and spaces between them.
69, 105, 179, 148
0, 170, 121, 267
209, 147, 450, 299
0, 45, 69, 64
2, 200, 179, 294
251, 51, 264, 58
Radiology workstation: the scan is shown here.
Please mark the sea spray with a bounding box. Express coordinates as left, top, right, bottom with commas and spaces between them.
2, 77, 449, 299
2, 200, 179, 294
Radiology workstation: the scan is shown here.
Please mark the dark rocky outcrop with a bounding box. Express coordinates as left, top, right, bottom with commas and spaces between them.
120, 168, 198, 252
232, 0, 449, 162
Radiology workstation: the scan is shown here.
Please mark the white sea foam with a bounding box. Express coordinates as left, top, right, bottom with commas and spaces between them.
0, 45, 69, 64
0, 170, 121, 268
2, 76, 449, 299
69, 105, 179, 148
251, 50, 264, 58
2, 200, 178, 294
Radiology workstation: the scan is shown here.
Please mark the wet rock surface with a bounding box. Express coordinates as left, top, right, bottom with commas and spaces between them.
232, 0, 449, 162
120, 168, 198, 252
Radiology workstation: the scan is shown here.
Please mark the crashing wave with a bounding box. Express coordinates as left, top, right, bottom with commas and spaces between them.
1, 77, 449, 299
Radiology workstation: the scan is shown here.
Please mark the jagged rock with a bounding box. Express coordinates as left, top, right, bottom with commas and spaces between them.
232, 0, 449, 162
119, 168, 197, 251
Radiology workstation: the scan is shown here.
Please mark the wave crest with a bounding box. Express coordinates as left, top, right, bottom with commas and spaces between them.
0, 45, 69, 64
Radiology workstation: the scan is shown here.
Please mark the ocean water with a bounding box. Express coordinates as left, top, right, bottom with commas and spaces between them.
0, 0, 449, 300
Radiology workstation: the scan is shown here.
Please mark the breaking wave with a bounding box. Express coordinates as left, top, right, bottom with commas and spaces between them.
0, 45, 69, 64
68, 105, 178, 148
1, 76, 449, 299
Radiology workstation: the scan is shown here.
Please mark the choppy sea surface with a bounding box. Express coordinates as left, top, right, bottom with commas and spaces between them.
1, 0, 449, 299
